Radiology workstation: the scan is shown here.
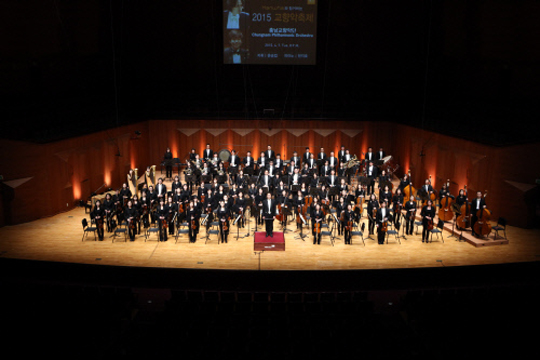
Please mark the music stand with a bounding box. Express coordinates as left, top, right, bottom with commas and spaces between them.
330, 213, 342, 242
294, 212, 308, 241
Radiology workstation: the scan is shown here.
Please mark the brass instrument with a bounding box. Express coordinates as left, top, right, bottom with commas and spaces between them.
346, 155, 360, 169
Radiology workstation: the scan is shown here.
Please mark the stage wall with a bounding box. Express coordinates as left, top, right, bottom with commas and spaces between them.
0, 120, 537, 228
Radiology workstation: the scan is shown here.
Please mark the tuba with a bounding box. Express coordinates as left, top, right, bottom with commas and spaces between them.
346, 155, 359, 168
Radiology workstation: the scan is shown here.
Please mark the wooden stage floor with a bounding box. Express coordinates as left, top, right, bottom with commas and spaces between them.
0, 205, 538, 272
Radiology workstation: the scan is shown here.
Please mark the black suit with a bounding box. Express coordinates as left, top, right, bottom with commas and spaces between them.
365, 165, 378, 195
263, 199, 277, 237
203, 149, 213, 161
471, 197, 487, 235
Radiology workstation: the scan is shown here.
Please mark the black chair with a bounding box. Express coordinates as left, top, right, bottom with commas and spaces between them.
81, 218, 97, 241
385, 221, 401, 244
351, 222, 365, 246
429, 220, 445, 243
492, 217, 507, 240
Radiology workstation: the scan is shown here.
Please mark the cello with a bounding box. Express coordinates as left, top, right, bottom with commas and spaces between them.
473, 190, 491, 237
438, 179, 455, 221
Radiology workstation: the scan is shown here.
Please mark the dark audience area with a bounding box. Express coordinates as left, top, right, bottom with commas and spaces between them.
2, 259, 538, 358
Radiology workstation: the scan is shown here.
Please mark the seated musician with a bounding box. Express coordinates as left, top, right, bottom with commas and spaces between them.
320, 160, 331, 177
257, 151, 268, 173
290, 152, 301, 167
274, 153, 284, 173
328, 151, 338, 170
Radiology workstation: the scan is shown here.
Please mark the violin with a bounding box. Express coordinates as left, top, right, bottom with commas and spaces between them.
191, 219, 197, 230
381, 219, 388, 232
314, 221, 321, 233
222, 217, 230, 232
346, 220, 353, 232
129, 218, 136, 229
427, 218, 433, 231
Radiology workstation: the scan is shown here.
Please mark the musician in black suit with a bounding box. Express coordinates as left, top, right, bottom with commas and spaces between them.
317, 147, 327, 161
103, 193, 115, 233
91, 200, 105, 241
290, 152, 301, 168
228, 149, 241, 181
364, 147, 376, 163
302, 147, 312, 164
404, 195, 417, 235
365, 161, 378, 195
328, 151, 338, 171
419, 179, 434, 202
155, 178, 167, 204
376, 147, 386, 161
274, 154, 284, 174
262, 192, 278, 237
203, 144, 213, 161
420, 199, 436, 242
376, 201, 391, 245
164, 147, 173, 179
242, 151, 255, 175
471, 191, 487, 237
265, 145, 275, 162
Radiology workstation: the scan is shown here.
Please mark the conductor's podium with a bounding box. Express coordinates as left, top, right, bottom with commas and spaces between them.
254, 231, 285, 251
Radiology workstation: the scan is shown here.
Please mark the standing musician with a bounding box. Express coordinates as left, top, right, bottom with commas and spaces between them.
132, 195, 143, 235
164, 147, 173, 179
343, 203, 356, 245
471, 191, 487, 237
234, 191, 247, 228
203, 188, 216, 230
328, 151, 338, 171
367, 193, 379, 236
364, 147, 376, 163
274, 153, 284, 174
338, 145, 347, 164
147, 185, 157, 210
290, 151, 301, 167
311, 203, 324, 245
124, 199, 138, 241
302, 147, 312, 164
398, 173, 410, 191
262, 191, 278, 238
167, 196, 177, 236
376, 201, 391, 245
391, 188, 404, 225
91, 200, 105, 241
266, 145, 276, 162
294, 190, 306, 231
379, 185, 393, 207
276, 189, 291, 228
317, 147, 327, 162
236, 170, 247, 189
203, 143, 213, 161
119, 183, 132, 207
228, 149, 241, 182
257, 151, 268, 174
336, 196, 347, 236
155, 178, 167, 204
217, 199, 231, 243
171, 175, 182, 195
156, 198, 169, 241
243, 151, 255, 175
103, 193, 115, 232
254, 187, 266, 226
403, 195, 417, 236
376, 147, 386, 162
186, 201, 200, 243
365, 161, 378, 195
189, 148, 198, 161
419, 179, 434, 202
420, 199, 436, 243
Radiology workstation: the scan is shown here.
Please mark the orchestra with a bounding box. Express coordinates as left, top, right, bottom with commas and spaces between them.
84, 145, 491, 247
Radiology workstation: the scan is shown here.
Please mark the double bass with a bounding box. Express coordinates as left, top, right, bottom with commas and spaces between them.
402, 170, 416, 201
438, 179, 455, 221
456, 185, 471, 229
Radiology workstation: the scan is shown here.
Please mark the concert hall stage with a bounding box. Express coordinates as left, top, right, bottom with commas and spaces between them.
0, 205, 537, 275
